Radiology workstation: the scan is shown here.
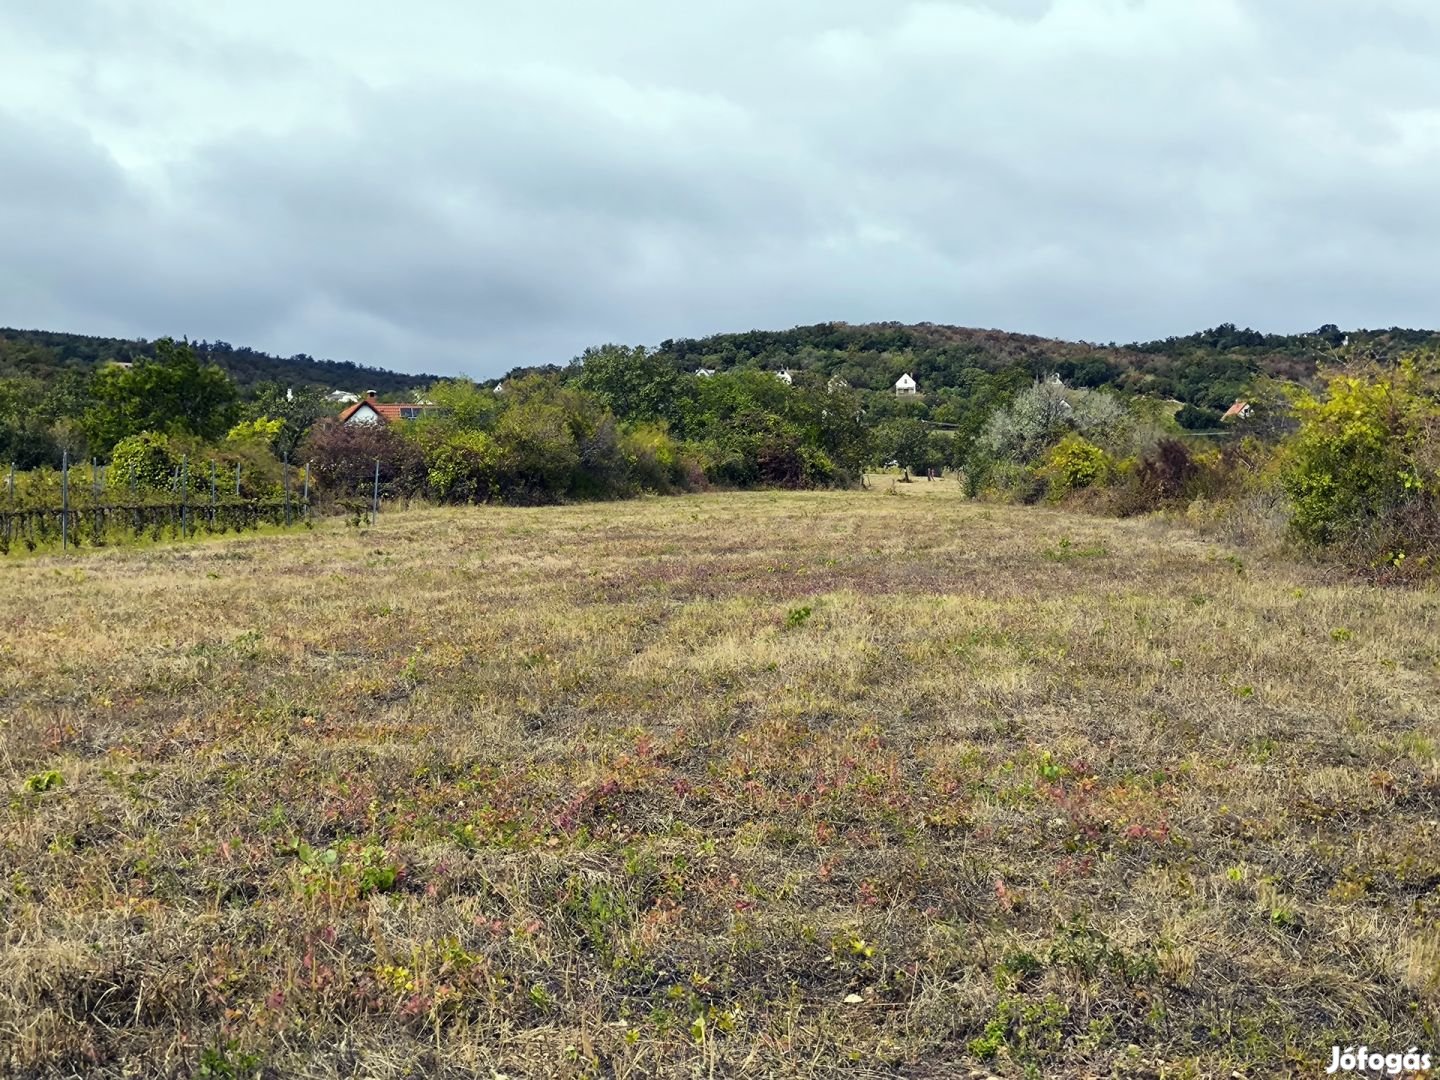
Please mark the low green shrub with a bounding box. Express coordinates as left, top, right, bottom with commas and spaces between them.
108, 432, 180, 492
1282, 359, 1439, 559
1042, 435, 1111, 495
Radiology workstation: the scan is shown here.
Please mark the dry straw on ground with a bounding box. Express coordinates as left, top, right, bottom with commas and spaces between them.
2, 484, 1438, 1077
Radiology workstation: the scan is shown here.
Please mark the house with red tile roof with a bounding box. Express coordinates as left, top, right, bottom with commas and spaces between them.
339, 390, 445, 425
1220, 399, 1253, 422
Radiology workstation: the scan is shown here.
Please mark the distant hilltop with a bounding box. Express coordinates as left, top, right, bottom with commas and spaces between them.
0, 327, 436, 395
498, 321, 1439, 418
643, 321, 1431, 407
6, 320, 1436, 415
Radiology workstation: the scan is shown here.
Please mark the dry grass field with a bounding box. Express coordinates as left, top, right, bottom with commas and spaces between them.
3, 484, 1439, 1078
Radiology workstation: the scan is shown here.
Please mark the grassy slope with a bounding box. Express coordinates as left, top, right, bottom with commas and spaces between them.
3, 486, 1438, 1078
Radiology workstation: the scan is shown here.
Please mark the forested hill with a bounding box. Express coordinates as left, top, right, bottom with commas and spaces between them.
0, 328, 436, 394
10, 320, 1439, 411
638, 321, 1440, 412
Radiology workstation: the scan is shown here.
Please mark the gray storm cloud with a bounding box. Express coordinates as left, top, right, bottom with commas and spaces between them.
2, 0, 1438, 377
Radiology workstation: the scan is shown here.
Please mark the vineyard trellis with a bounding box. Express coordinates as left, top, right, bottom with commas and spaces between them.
0, 450, 313, 556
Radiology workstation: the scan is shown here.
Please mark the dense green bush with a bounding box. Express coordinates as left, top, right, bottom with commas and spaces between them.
423, 429, 501, 503
573, 344, 687, 428
493, 398, 584, 501
1282, 360, 1439, 558
0, 376, 64, 469
1176, 403, 1222, 430
304, 374, 707, 505
1042, 435, 1111, 494
620, 423, 693, 493
985, 460, 1049, 504
107, 432, 180, 491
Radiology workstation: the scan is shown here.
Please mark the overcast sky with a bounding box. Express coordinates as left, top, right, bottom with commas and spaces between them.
3, 1, 1439, 378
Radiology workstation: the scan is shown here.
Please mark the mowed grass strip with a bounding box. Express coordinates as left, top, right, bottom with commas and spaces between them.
2, 489, 1438, 1078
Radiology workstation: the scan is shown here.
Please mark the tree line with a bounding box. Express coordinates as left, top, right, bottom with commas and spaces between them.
4, 326, 1437, 575
0, 328, 433, 393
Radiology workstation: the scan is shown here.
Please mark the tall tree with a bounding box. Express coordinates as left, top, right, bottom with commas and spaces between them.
243, 382, 334, 455
422, 378, 501, 431
572, 345, 687, 426
83, 338, 239, 454
0, 377, 62, 468
873, 418, 935, 473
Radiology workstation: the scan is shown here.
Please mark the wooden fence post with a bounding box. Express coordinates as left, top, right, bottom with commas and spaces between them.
91, 458, 100, 540
61, 449, 69, 553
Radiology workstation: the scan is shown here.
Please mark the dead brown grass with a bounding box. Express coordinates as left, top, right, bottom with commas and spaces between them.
2, 486, 1438, 1077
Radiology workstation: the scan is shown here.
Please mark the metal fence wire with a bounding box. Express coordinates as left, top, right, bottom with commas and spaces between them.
1, 451, 312, 556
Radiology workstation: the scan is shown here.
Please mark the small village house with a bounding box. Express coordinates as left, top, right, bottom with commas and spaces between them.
895, 373, 917, 396
339, 390, 445, 425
